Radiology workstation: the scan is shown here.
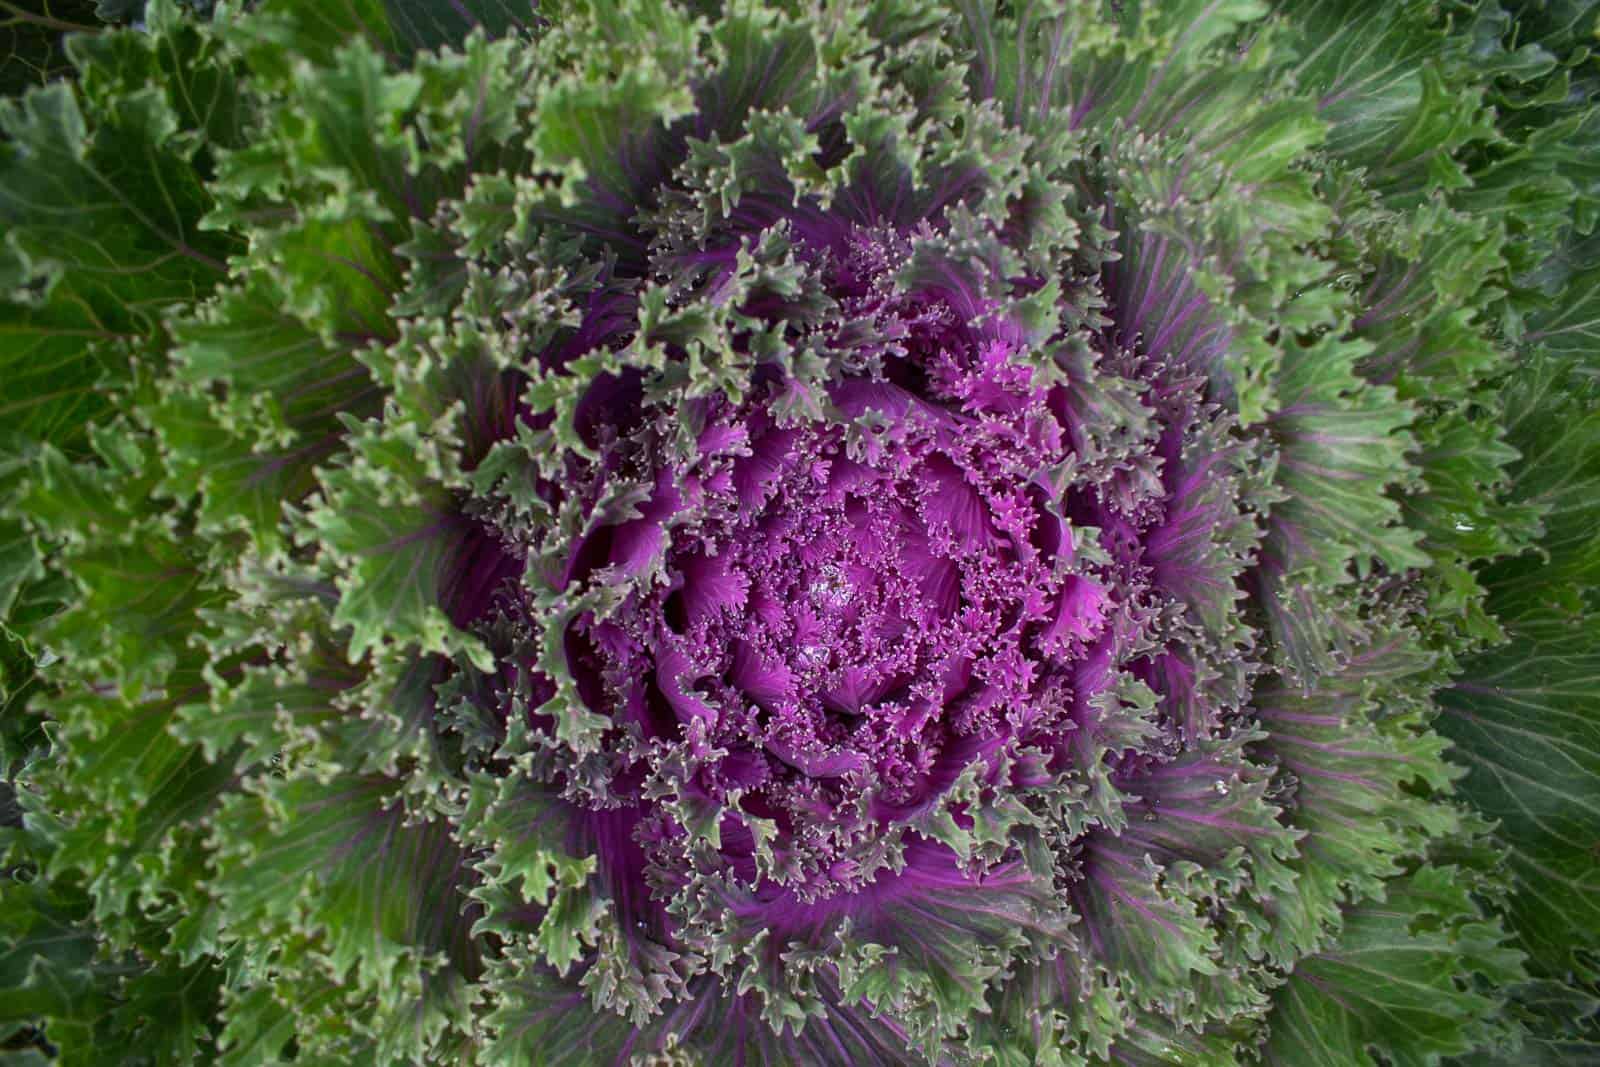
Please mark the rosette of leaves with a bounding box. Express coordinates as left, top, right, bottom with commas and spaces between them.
0, 0, 1596, 1064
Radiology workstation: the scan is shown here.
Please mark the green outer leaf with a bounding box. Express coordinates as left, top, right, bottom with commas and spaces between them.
1438, 300, 1600, 1058
473, 959, 639, 1067
1440, 613, 1600, 983
302, 416, 492, 671
1250, 620, 1465, 965
0, 54, 230, 326
0, 3, 240, 722
208, 771, 480, 1057
1261, 866, 1524, 1067
0, 870, 226, 1066
1258, 330, 1428, 678
1275, 0, 1495, 207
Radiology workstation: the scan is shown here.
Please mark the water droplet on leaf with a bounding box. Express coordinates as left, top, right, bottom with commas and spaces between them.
796, 644, 830, 671
808, 565, 852, 612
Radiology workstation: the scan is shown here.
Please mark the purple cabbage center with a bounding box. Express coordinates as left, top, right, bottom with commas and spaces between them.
559, 228, 1169, 908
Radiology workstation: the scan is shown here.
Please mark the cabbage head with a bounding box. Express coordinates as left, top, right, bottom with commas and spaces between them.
1, 1, 1597, 1064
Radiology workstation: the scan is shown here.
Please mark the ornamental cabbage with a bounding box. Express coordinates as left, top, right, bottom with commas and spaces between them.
0, 1, 1597, 1064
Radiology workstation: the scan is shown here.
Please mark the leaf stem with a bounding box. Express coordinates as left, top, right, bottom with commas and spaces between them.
0, 1, 102, 34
